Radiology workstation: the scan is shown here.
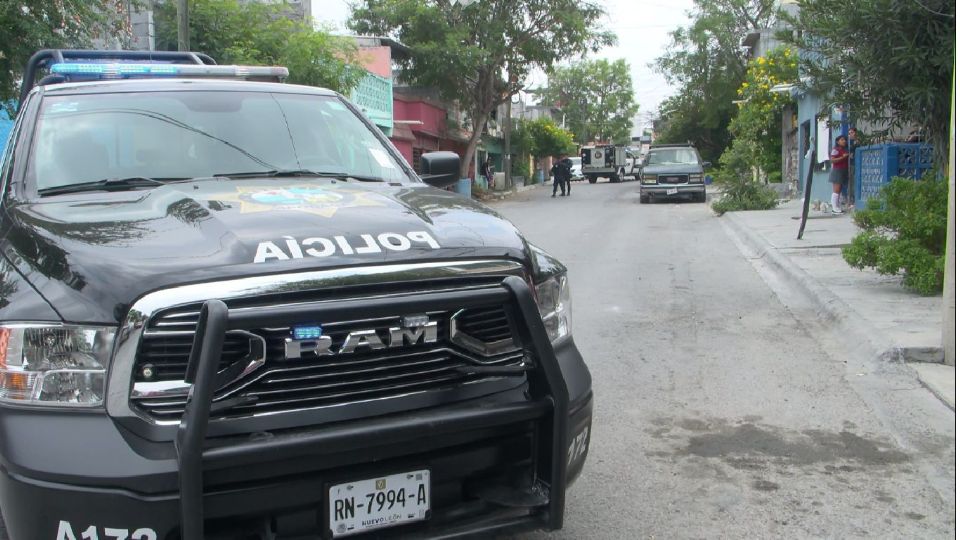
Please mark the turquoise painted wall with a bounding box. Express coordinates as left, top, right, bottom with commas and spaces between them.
0, 107, 13, 154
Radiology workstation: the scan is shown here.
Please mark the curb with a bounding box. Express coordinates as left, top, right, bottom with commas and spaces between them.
720, 211, 944, 366
913, 363, 957, 411
483, 183, 543, 201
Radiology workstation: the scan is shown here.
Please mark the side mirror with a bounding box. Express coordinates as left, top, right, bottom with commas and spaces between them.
419, 151, 460, 188
702, 161, 712, 168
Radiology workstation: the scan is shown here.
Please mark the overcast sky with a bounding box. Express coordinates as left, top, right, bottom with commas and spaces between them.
312, 0, 697, 133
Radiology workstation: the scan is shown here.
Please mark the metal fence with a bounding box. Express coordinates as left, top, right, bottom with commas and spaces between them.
854, 143, 933, 209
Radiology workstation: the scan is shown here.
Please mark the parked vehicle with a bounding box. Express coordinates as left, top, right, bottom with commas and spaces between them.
579, 145, 638, 183
0, 49, 593, 540
639, 143, 709, 203
569, 156, 584, 181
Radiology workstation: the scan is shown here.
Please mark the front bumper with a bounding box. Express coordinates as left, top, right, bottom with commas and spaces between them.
0, 392, 591, 539
0, 278, 592, 540
641, 184, 705, 195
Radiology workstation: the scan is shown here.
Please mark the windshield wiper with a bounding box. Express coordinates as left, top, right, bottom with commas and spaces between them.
214, 170, 386, 182
38, 176, 186, 196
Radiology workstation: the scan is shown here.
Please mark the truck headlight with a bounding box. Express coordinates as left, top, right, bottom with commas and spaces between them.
689, 174, 703, 183
535, 274, 572, 343
642, 175, 657, 184
0, 325, 115, 407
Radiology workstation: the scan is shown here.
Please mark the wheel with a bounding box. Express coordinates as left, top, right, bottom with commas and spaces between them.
640, 193, 650, 204
612, 169, 623, 183
588, 176, 598, 184
696, 191, 707, 203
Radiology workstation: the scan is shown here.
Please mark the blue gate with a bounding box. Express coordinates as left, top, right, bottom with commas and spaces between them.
854, 143, 933, 209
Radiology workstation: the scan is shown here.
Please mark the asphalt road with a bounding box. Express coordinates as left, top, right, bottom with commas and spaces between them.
491, 180, 955, 539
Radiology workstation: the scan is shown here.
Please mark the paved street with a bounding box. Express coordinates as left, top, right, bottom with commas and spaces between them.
492, 181, 955, 539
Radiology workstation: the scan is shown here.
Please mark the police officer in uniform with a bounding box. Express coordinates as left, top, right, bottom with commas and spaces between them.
559, 154, 574, 196
551, 155, 566, 197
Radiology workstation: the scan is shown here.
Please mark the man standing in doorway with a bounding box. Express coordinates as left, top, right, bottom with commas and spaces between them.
847, 128, 860, 209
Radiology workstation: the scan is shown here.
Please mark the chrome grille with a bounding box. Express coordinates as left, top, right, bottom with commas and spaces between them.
135, 333, 250, 382
658, 174, 689, 184
130, 288, 524, 420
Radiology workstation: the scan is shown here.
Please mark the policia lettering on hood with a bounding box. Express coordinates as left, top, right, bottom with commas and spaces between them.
254, 231, 441, 263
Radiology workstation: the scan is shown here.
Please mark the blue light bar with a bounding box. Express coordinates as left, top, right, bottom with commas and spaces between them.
292, 325, 322, 341
49, 62, 288, 80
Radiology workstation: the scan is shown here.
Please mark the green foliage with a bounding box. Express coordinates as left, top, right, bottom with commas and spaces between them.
0, 0, 135, 106
710, 169, 780, 215
511, 155, 531, 183
842, 174, 948, 295
653, 0, 777, 164
780, 0, 955, 168
718, 46, 798, 183
524, 118, 576, 158
350, 0, 613, 178
535, 59, 638, 145
154, 0, 364, 94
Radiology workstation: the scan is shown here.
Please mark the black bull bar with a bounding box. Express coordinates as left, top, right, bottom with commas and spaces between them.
174, 275, 571, 539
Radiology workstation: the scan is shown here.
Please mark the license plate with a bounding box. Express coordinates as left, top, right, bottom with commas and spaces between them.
667, 188, 679, 195
328, 469, 430, 537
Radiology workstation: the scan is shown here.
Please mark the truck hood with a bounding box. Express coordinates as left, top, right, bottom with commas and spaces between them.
3, 179, 530, 323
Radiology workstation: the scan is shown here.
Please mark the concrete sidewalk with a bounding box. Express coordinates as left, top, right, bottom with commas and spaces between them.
722, 198, 955, 410
475, 181, 545, 201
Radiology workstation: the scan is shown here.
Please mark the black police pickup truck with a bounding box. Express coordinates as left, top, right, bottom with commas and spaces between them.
0, 50, 592, 539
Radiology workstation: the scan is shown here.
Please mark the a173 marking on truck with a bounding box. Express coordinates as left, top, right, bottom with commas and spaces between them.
55, 521, 156, 540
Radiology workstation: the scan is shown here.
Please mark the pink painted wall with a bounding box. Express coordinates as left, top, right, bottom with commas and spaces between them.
390, 138, 414, 164
394, 99, 446, 137
357, 46, 392, 79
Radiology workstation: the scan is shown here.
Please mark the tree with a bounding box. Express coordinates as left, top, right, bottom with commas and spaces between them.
653, 0, 777, 164
535, 59, 638, 145
780, 0, 955, 167
349, 0, 613, 178
0, 0, 134, 106
526, 117, 576, 158
154, 0, 365, 94
723, 46, 799, 181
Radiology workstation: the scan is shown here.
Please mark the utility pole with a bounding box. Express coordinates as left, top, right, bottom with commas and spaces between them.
942, 68, 956, 366
177, 0, 189, 51
503, 98, 512, 190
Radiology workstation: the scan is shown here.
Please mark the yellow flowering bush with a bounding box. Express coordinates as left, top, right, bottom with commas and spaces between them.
724, 46, 799, 180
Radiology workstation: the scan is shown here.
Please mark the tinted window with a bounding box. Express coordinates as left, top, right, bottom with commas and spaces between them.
28, 91, 411, 190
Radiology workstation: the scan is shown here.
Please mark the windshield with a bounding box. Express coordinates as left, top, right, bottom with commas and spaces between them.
570, 157, 581, 166
28, 91, 411, 191
645, 148, 700, 166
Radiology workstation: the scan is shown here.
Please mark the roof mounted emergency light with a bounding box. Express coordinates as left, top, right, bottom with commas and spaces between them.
49, 62, 289, 81
17, 49, 285, 112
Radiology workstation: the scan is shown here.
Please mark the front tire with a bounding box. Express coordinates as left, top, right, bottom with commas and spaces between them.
588, 176, 598, 184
